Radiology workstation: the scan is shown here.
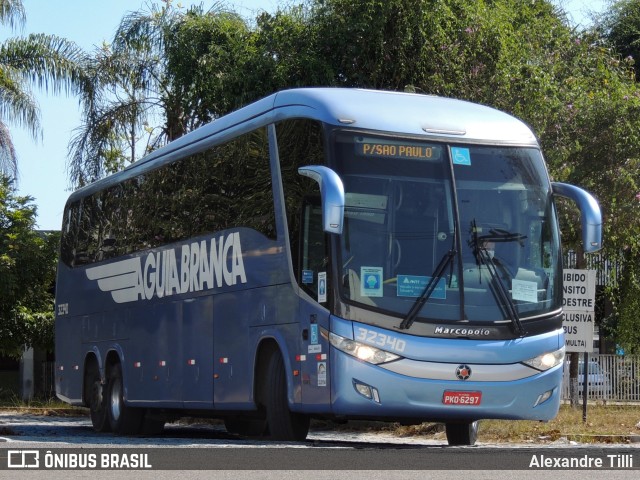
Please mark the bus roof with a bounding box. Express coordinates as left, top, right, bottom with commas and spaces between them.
66, 88, 539, 204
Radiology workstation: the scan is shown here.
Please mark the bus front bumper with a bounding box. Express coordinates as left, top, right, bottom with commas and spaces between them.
330, 349, 563, 422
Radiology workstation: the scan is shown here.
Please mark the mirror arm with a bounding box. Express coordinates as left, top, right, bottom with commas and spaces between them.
298, 166, 345, 234
552, 182, 602, 253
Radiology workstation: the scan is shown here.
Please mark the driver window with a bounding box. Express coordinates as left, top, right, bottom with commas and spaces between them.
299, 196, 328, 300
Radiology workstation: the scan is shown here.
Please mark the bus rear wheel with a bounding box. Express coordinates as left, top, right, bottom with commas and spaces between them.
445, 421, 479, 446
107, 363, 144, 435
265, 351, 310, 441
84, 362, 110, 432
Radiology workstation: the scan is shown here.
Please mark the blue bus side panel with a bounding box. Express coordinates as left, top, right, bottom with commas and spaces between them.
126, 301, 182, 407
55, 228, 289, 410
182, 295, 214, 407
213, 291, 253, 408
55, 314, 84, 405
125, 297, 215, 409
214, 284, 307, 411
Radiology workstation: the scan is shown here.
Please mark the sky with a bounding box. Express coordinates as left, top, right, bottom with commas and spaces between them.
3, 0, 609, 230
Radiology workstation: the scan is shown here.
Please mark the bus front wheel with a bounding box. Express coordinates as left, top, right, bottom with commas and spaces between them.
445, 421, 479, 446
107, 362, 144, 435
84, 362, 110, 432
265, 351, 310, 441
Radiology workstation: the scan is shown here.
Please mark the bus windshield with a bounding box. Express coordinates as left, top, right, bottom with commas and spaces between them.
332, 132, 562, 328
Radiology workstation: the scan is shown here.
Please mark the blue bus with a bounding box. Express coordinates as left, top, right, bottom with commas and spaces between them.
55, 88, 602, 445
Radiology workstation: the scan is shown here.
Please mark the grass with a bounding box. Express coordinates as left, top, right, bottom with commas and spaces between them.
482, 404, 640, 443
0, 393, 87, 416
385, 404, 640, 444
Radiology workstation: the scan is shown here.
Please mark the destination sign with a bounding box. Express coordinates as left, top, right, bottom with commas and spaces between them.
357, 142, 442, 160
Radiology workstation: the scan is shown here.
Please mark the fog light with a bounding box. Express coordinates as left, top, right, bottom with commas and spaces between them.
353, 380, 380, 403
534, 389, 554, 407
355, 382, 372, 399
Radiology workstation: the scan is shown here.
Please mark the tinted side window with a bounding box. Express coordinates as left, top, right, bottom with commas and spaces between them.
60, 128, 275, 266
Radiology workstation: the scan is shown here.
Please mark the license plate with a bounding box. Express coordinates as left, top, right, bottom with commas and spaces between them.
442, 391, 482, 406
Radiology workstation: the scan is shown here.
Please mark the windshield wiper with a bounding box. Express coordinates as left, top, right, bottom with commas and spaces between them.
471, 221, 525, 336
476, 227, 527, 246
398, 249, 456, 330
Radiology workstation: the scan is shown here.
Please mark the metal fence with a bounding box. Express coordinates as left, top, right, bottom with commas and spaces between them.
561, 354, 640, 402
564, 251, 621, 287
40, 361, 56, 399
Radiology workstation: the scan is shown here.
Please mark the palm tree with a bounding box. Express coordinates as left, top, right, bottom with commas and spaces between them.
0, 0, 88, 179
67, 1, 247, 187
67, 1, 176, 186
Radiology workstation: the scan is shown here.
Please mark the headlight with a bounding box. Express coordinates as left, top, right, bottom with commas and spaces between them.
522, 347, 565, 371
329, 332, 402, 365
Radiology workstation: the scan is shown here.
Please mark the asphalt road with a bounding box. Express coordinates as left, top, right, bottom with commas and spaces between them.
1, 412, 639, 479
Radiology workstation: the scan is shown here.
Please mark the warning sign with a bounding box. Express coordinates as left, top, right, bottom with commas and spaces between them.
562, 269, 596, 353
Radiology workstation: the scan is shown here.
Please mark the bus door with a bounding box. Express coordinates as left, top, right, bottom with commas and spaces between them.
297, 199, 331, 409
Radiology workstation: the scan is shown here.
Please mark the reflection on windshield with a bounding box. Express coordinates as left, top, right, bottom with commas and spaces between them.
333, 133, 562, 328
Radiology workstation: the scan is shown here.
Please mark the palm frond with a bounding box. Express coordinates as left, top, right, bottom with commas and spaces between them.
67, 97, 159, 185
0, 0, 25, 31
0, 33, 89, 96
0, 64, 40, 138
111, 3, 172, 56
0, 119, 18, 179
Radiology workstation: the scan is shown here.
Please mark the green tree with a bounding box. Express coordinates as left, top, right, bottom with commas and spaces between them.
592, 0, 640, 351
0, 174, 58, 357
68, 1, 176, 185
0, 0, 88, 179
601, 0, 640, 79
68, 1, 252, 186
164, 7, 252, 125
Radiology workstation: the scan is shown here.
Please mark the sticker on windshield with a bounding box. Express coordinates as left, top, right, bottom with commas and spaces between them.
360, 267, 383, 297
452, 147, 471, 166
512, 279, 538, 303
397, 275, 446, 299
318, 272, 327, 303
302, 270, 313, 284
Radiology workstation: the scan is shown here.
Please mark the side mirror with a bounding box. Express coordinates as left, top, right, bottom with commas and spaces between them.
298, 166, 345, 234
551, 182, 602, 253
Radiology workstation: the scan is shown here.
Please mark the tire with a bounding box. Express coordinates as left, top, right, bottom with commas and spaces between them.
84, 362, 111, 432
265, 351, 310, 441
224, 418, 267, 437
106, 363, 144, 435
445, 421, 479, 446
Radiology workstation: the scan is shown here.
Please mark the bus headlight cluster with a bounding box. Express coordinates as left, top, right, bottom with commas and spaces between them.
522, 347, 565, 372
329, 332, 402, 365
